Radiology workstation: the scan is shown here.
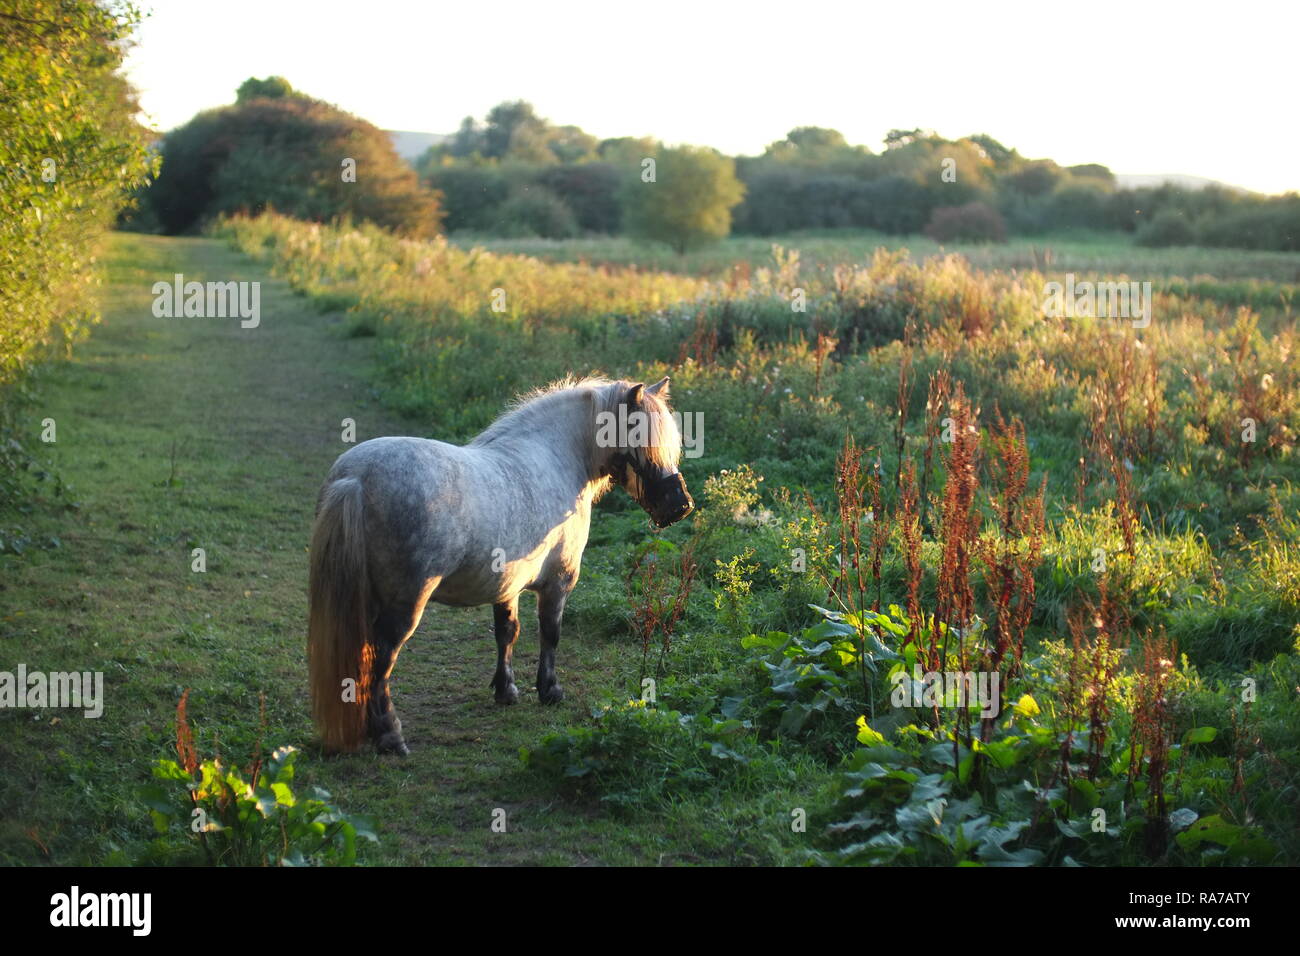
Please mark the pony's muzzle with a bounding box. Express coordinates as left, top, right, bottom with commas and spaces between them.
649, 472, 694, 527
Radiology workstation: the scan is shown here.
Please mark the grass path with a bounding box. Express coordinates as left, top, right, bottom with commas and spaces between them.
0, 233, 759, 865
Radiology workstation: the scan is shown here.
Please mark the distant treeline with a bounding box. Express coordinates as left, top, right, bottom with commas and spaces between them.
135, 88, 1298, 253
417, 102, 1299, 251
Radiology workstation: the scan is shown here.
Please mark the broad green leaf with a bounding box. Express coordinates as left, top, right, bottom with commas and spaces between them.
1175, 814, 1243, 849
855, 715, 887, 746
1013, 694, 1040, 719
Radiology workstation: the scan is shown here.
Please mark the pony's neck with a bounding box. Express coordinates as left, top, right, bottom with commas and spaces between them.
473, 383, 617, 491
549, 386, 611, 485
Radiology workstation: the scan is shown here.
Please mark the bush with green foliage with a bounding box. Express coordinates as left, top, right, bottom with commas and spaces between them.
420, 163, 511, 231
734, 170, 863, 234
0, 0, 156, 506
811, 608, 1292, 866
1197, 197, 1300, 252
860, 175, 935, 234
1136, 208, 1198, 247
535, 162, 622, 233
148, 85, 442, 236
139, 693, 377, 866
1046, 184, 1121, 231
620, 145, 746, 253
493, 185, 579, 239
924, 202, 1008, 244
235, 74, 296, 102
143, 747, 377, 866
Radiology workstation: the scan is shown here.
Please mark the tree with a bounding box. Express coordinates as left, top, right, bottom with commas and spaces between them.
1001, 160, 1062, 197
484, 100, 546, 159
236, 75, 296, 102
1135, 208, 1197, 247
762, 126, 850, 161
546, 125, 598, 164
966, 134, 1019, 169
760, 126, 869, 172
619, 145, 746, 253
419, 164, 509, 231
1048, 185, 1117, 230
1, 0, 156, 505
493, 185, 579, 238
149, 86, 442, 236
860, 175, 933, 234
535, 162, 621, 232
884, 128, 935, 149
447, 116, 486, 158
1066, 163, 1115, 187
924, 201, 1007, 243
599, 136, 659, 166
0, 0, 155, 388
876, 136, 994, 198
785, 126, 847, 150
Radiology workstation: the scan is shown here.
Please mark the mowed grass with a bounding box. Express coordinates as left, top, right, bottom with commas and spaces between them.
0, 233, 813, 865
450, 229, 1300, 282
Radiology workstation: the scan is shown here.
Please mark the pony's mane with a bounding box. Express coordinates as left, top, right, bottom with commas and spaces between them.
470, 375, 681, 475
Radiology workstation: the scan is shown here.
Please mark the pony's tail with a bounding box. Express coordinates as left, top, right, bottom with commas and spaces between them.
307, 477, 373, 753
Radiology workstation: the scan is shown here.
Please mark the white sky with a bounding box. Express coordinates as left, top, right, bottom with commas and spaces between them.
123, 0, 1299, 195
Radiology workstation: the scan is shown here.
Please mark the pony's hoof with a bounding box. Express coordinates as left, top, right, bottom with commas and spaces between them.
539, 683, 564, 705
376, 732, 410, 756
494, 682, 519, 705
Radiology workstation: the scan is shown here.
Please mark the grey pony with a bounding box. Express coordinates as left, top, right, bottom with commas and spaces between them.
306, 376, 693, 754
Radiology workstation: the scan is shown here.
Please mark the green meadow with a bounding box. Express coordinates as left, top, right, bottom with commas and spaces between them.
4, 220, 1297, 866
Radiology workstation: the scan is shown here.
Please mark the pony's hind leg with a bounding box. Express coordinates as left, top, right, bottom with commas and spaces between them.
368, 585, 435, 755
490, 596, 521, 705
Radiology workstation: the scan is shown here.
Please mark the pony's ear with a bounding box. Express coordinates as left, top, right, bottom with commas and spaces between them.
646, 376, 670, 399
626, 383, 645, 405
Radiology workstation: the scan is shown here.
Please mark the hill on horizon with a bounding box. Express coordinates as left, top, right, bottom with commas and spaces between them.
1114, 172, 1253, 194
387, 129, 447, 161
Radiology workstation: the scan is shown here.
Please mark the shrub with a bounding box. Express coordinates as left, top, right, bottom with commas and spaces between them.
1047, 184, 1120, 230
1000, 160, 1062, 197
535, 162, 621, 233
1197, 198, 1300, 252
734, 169, 872, 234
923, 202, 1008, 243
620, 145, 746, 253
860, 175, 933, 234
140, 692, 377, 866
421, 163, 511, 231
493, 185, 579, 238
0, 2, 155, 383
236, 75, 296, 102
148, 88, 442, 236
522, 700, 754, 811
0, 0, 155, 503
1135, 208, 1197, 247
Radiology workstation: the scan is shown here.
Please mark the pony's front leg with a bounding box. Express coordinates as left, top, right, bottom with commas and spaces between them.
491, 596, 521, 705
536, 585, 569, 705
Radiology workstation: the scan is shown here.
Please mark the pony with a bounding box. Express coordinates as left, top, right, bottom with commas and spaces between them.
306, 376, 693, 754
